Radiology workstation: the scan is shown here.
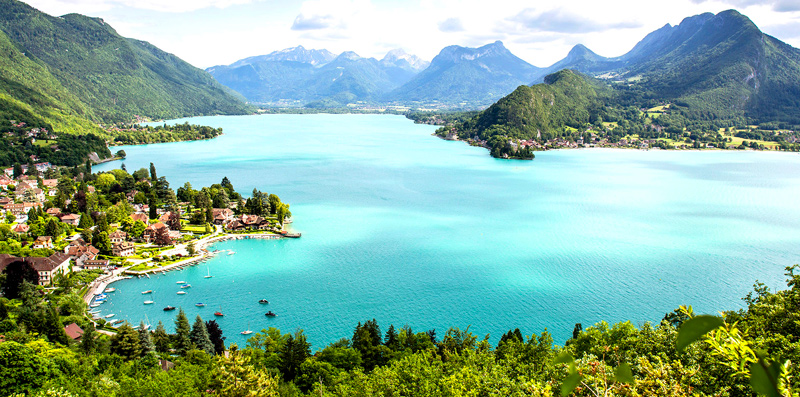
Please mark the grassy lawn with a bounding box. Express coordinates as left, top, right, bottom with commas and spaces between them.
182, 224, 207, 233
728, 136, 779, 149
32, 139, 56, 147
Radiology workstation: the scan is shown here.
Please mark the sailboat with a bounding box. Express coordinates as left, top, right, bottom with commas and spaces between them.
204, 264, 212, 279
240, 322, 253, 335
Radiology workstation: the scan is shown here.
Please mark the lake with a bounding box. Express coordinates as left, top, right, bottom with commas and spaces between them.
95, 114, 800, 348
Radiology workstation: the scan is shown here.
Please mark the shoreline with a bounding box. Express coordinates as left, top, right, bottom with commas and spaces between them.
82, 232, 289, 304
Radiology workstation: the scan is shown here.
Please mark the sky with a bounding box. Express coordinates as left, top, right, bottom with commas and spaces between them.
21, 0, 800, 69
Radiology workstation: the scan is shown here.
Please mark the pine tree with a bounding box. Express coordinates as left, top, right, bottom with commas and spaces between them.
205, 320, 226, 355
78, 211, 93, 229
278, 330, 310, 381
152, 321, 170, 353
384, 324, 399, 350
174, 309, 192, 355
139, 321, 155, 356
190, 315, 214, 355
80, 324, 97, 354
110, 324, 142, 360
149, 162, 157, 180
213, 350, 279, 396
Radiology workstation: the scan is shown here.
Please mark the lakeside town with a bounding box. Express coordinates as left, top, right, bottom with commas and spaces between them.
0, 160, 296, 334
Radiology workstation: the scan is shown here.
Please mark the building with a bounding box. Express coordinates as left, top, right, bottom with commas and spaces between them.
82, 259, 110, 270
112, 242, 135, 257
212, 208, 235, 225
58, 213, 81, 226
131, 213, 149, 225
42, 179, 58, 188
143, 222, 168, 243
0, 252, 71, 286
32, 236, 54, 249
12, 223, 29, 234
109, 230, 128, 243
64, 323, 84, 341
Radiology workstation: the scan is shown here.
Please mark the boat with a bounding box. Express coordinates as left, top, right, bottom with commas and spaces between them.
142, 290, 153, 294
227, 251, 235, 255
177, 291, 187, 295
104, 314, 115, 318
110, 319, 123, 325
89, 303, 101, 308
214, 311, 224, 316
195, 303, 205, 307
204, 265, 212, 279
104, 287, 116, 293
180, 284, 191, 289
265, 311, 277, 317
144, 300, 154, 305
241, 323, 253, 335
163, 306, 176, 311
177, 281, 186, 284
259, 299, 269, 304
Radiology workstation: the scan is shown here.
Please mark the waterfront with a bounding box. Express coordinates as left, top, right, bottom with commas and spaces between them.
95, 114, 800, 347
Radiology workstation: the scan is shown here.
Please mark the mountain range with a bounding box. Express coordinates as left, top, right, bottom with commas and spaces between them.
207, 46, 430, 107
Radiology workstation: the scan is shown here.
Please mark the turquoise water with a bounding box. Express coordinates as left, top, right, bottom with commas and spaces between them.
96, 114, 800, 349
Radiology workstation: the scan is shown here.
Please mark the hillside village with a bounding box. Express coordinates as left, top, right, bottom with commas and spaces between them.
0, 160, 292, 290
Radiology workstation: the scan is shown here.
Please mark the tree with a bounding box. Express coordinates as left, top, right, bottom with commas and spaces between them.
174, 309, 192, 355
80, 324, 97, 354
2, 261, 39, 299
149, 196, 158, 220
44, 218, 61, 239
154, 226, 172, 246
149, 162, 157, 180
77, 211, 93, 229
12, 163, 23, 179
206, 320, 226, 355
221, 176, 234, 192
152, 321, 170, 353
195, 191, 211, 209
0, 341, 52, 396
213, 350, 279, 397
132, 168, 149, 181
93, 231, 111, 254
116, 150, 126, 158
573, 323, 583, 340
384, 324, 399, 350
187, 242, 196, 256
278, 330, 311, 381
190, 315, 215, 355
139, 321, 156, 356
26, 158, 36, 176
167, 209, 181, 231
110, 324, 142, 360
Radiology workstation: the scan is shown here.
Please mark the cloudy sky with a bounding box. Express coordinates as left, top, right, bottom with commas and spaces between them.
22, 0, 800, 69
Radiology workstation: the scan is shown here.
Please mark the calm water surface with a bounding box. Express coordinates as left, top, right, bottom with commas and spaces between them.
95, 114, 800, 348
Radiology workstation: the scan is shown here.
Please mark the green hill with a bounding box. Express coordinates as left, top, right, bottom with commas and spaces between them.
0, 0, 251, 123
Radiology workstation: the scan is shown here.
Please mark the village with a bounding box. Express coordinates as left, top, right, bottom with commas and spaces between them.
0, 160, 296, 303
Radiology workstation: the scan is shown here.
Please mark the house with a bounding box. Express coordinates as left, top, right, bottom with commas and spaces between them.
43, 179, 58, 188
212, 208, 235, 225
0, 252, 71, 285
143, 222, 168, 243
58, 213, 81, 226
112, 241, 135, 257
224, 214, 272, 231
46, 208, 61, 216
12, 223, 29, 234
33, 236, 54, 249
158, 211, 175, 224
83, 259, 110, 270
4, 203, 26, 215
65, 239, 101, 267
131, 213, 149, 225
64, 323, 84, 341
109, 230, 128, 243
0, 176, 15, 189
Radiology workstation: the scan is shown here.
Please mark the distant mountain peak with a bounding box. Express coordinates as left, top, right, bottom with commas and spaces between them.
229, 46, 336, 68
336, 51, 362, 61
381, 48, 429, 72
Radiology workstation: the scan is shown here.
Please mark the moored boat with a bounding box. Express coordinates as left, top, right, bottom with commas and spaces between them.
177, 281, 186, 284
181, 284, 191, 288
104, 287, 116, 293
177, 291, 187, 295
142, 290, 153, 294
104, 314, 115, 318
259, 299, 269, 304
214, 311, 224, 316
265, 311, 277, 317
195, 303, 205, 307
163, 306, 176, 311
144, 300, 154, 305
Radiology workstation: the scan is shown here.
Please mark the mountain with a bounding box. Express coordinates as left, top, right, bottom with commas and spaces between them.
229, 45, 336, 68
530, 10, 800, 122
0, 0, 251, 124
380, 49, 430, 73
385, 41, 541, 108
208, 47, 427, 106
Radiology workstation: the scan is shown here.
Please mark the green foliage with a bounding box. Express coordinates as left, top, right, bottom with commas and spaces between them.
676, 314, 724, 352
0, 341, 52, 396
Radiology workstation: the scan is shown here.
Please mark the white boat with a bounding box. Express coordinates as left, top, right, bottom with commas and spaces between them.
144, 300, 154, 305
181, 284, 191, 289
142, 290, 153, 294
104, 288, 116, 293
177, 291, 187, 295
90, 303, 101, 308
227, 251, 235, 255
177, 281, 186, 284
204, 265, 212, 279
104, 314, 115, 318
241, 322, 253, 335
110, 319, 123, 325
